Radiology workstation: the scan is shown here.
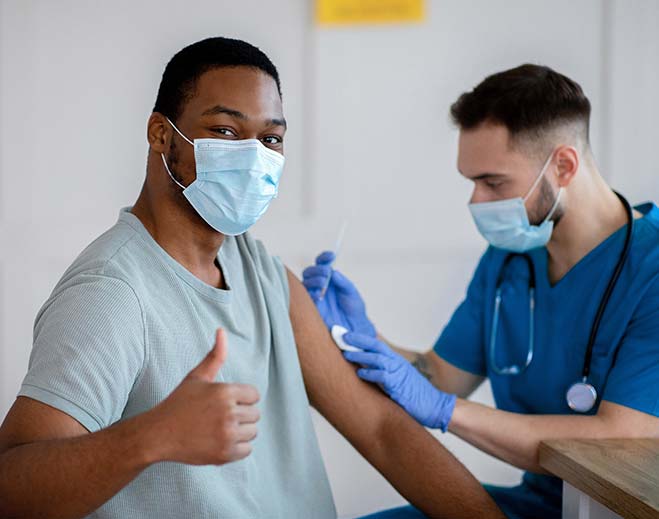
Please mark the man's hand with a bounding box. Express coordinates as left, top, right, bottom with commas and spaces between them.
302, 251, 376, 337
0, 328, 260, 519
342, 332, 457, 432
146, 328, 260, 465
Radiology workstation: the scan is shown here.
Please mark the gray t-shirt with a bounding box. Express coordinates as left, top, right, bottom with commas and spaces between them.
18, 207, 336, 519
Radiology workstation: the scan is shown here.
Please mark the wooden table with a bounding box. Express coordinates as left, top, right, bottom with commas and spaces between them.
539, 439, 659, 519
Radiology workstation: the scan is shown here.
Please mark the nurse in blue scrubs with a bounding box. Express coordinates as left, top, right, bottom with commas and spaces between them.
303, 64, 659, 519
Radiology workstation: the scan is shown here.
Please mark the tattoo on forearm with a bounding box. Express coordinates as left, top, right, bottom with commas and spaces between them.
412, 354, 433, 381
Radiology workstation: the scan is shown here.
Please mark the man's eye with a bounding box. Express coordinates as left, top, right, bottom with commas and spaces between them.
212, 128, 237, 137
262, 135, 282, 145
486, 180, 503, 188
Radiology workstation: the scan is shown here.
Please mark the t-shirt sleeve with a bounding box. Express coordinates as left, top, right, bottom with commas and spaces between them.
602, 276, 659, 416
18, 274, 145, 432
432, 249, 491, 376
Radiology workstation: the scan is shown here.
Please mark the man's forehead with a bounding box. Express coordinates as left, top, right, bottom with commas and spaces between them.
187, 67, 283, 119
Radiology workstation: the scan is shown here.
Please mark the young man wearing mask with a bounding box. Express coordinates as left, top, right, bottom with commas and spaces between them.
0, 38, 503, 519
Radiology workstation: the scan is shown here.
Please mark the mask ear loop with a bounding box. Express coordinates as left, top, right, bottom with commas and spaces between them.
542, 187, 563, 224
160, 116, 194, 190
523, 151, 555, 202
523, 150, 563, 224
165, 116, 194, 146
161, 153, 186, 190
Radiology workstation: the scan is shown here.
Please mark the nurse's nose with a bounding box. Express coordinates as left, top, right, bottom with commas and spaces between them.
470, 187, 490, 205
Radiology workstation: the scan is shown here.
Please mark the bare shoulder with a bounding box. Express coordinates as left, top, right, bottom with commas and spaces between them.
285, 267, 322, 339
284, 267, 349, 402
284, 267, 391, 430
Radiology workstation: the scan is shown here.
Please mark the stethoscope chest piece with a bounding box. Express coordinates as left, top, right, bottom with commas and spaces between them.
566, 380, 597, 413
490, 192, 633, 415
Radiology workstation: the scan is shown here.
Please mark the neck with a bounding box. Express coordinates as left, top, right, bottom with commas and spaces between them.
131, 164, 226, 289
545, 165, 628, 284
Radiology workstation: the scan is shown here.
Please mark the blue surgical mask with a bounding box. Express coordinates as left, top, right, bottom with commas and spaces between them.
161, 117, 285, 236
468, 152, 563, 253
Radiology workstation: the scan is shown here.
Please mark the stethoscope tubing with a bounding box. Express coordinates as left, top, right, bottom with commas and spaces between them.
490, 191, 634, 412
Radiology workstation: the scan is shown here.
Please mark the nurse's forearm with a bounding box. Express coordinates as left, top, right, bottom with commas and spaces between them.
449, 399, 556, 472
449, 399, 657, 473
379, 337, 485, 398
377, 337, 440, 385
378, 335, 418, 362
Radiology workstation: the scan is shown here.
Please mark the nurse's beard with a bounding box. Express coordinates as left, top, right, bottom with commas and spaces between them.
529, 177, 564, 226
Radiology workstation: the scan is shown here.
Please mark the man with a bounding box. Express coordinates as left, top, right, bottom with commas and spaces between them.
304, 64, 659, 518
0, 38, 503, 518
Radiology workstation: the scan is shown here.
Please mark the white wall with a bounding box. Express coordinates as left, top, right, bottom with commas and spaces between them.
1, 1, 658, 517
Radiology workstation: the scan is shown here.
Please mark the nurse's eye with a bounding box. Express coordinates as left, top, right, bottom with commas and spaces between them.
486, 180, 504, 188
211, 127, 237, 138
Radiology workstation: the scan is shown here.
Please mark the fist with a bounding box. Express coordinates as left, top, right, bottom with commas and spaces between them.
148, 329, 260, 466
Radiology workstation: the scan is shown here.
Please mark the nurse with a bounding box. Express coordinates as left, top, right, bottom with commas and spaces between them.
303, 64, 659, 519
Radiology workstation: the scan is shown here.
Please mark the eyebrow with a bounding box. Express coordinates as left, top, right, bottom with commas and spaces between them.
269, 117, 288, 129
462, 171, 507, 181
201, 104, 246, 119
474, 173, 507, 180
201, 104, 287, 129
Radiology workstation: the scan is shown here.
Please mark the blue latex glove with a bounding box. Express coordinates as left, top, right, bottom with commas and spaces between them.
302, 251, 376, 337
342, 332, 457, 432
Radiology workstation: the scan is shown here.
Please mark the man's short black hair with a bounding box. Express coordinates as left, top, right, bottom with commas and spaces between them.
153, 37, 281, 121
450, 64, 591, 149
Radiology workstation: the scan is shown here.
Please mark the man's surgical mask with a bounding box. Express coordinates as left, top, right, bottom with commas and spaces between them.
161, 117, 285, 236
468, 152, 563, 253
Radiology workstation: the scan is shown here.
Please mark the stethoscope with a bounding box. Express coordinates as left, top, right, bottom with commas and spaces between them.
488, 192, 634, 413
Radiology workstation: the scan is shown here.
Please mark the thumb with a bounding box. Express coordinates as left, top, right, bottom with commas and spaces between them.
187, 328, 228, 382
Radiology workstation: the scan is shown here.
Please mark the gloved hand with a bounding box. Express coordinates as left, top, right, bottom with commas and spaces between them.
341, 332, 456, 432
302, 251, 376, 337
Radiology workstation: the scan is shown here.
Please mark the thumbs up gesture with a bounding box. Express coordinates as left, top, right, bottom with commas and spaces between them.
146, 329, 260, 466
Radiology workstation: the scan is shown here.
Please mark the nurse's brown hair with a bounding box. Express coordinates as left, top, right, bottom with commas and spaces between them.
450, 64, 591, 150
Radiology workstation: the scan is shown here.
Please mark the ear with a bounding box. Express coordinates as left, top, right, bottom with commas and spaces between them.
147, 112, 171, 154
553, 145, 579, 188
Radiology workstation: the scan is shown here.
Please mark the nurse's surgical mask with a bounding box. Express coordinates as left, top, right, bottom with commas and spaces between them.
468, 151, 563, 253
161, 117, 285, 236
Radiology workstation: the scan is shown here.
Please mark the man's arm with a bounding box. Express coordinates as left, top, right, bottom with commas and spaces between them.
449, 399, 659, 473
379, 337, 485, 399
0, 330, 260, 519
286, 269, 504, 519
0, 397, 159, 519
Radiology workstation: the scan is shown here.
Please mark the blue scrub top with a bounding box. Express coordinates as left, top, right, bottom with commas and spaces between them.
434, 202, 659, 519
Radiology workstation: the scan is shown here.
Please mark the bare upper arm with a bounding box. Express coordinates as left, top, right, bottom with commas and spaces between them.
0, 396, 88, 455
286, 268, 405, 443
